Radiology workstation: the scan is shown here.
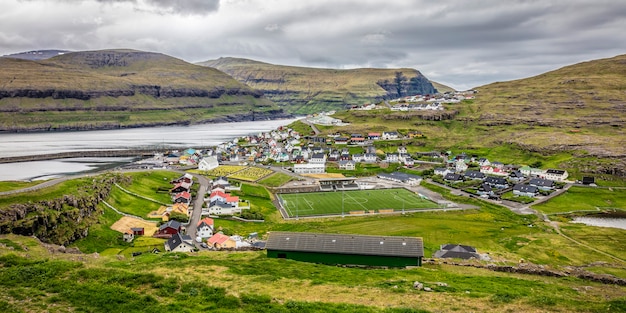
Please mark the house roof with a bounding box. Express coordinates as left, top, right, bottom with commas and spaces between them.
464, 170, 484, 178
546, 169, 566, 175
444, 173, 463, 181
209, 200, 233, 208
484, 176, 507, 185
174, 191, 191, 200
433, 244, 479, 259
210, 190, 228, 198
197, 217, 214, 228
166, 233, 193, 251
529, 178, 555, 187
225, 196, 239, 202
208, 233, 232, 245
159, 220, 181, 231
378, 172, 421, 182
266, 231, 424, 258
513, 184, 538, 193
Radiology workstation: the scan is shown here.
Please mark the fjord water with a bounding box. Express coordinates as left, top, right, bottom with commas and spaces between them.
0, 118, 299, 181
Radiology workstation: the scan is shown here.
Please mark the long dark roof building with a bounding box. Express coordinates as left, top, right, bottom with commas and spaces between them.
266, 231, 424, 267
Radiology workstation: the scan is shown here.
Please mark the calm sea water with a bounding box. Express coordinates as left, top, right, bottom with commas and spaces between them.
571, 216, 626, 230
0, 118, 299, 181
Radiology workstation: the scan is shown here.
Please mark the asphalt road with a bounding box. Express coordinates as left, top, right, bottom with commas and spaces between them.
185, 173, 210, 241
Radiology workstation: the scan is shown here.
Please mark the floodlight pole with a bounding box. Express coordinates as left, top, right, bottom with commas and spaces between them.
296, 192, 299, 220
342, 190, 345, 217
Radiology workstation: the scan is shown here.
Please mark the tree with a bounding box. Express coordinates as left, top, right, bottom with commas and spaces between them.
530, 161, 543, 168
168, 212, 189, 223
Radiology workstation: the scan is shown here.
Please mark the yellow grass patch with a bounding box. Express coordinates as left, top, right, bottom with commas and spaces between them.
110, 216, 158, 236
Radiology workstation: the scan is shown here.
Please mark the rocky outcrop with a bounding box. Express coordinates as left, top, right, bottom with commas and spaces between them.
376, 72, 438, 100
199, 58, 440, 113
0, 174, 130, 245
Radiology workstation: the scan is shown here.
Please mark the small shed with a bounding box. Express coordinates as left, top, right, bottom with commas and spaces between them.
131, 227, 145, 236
266, 232, 424, 267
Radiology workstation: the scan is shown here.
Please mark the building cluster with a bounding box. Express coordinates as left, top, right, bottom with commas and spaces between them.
202, 176, 250, 216
159, 217, 262, 253
435, 153, 568, 198
350, 90, 477, 112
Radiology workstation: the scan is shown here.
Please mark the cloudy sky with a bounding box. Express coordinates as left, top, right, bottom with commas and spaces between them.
2, 0, 625, 90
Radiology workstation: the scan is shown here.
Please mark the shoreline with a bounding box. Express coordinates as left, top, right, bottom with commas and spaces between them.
0, 111, 296, 134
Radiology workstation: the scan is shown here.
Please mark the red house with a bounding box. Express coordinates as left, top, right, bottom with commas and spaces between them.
153, 220, 182, 238
131, 227, 145, 236
173, 191, 191, 204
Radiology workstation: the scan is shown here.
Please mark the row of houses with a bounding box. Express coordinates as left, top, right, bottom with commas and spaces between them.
162, 217, 256, 252
441, 155, 569, 182
202, 176, 250, 216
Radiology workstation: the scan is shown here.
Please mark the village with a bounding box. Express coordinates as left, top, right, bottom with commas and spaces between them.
115, 105, 585, 261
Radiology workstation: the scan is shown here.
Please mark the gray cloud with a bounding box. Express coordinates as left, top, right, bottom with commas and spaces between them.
144, 0, 219, 15
2, 0, 626, 90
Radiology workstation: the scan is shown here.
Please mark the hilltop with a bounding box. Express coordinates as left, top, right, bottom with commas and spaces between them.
198, 57, 441, 113
0, 49, 282, 132
323, 55, 626, 172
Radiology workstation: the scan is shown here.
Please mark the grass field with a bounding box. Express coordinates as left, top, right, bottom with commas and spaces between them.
278, 188, 437, 217
532, 186, 626, 214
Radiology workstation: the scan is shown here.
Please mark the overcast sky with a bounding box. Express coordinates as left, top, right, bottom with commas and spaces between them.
2, 0, 625, 90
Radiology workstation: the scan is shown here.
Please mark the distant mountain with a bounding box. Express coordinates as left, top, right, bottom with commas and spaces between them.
2, 49, 70, 61
198, 57, 440, 113
0, 50, 281, 132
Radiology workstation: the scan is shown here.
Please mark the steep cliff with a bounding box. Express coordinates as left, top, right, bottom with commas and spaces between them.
0, 174, 129, 245
198, 57, 439, 113
0, 50, 279, 131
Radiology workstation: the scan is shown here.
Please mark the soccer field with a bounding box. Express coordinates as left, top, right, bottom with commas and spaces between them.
278, 188, 438, 217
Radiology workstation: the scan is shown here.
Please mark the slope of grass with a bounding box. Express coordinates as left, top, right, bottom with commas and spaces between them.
533, 186, 626, 214
0, 50, 278, 131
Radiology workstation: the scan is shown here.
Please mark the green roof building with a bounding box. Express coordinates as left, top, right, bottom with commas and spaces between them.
266, 231, 424, 267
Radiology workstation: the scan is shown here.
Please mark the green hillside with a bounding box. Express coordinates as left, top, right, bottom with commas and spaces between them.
198, 57, 440, 113
0, 50, 281, 131
321, 55, 626, 177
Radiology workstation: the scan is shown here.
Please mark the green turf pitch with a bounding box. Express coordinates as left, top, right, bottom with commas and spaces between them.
278, 188, 437, 217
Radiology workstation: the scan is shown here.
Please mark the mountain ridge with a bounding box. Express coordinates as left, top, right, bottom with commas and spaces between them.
0, 49, 283, 132
198, 57, 443, 113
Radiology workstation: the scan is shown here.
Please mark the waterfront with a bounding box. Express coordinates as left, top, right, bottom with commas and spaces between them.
0, 118, 300, 158
0, 118, 299, 181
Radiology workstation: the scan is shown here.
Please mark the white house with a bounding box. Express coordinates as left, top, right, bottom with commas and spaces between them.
293, 163, 325, 174
197, 217, 214, 238
164, 233, 195, 253
206, 200, 244, 215
309, 153, 327, 164
455, 159, 468, 172
520, 166, 543, 177
543, 169, 568, 181
385, 153, 400, 163
198, 156, 219, 171
363, 153, 378, 163
382, 131, 399, 140
434, 168, 451, 176
338, 160, 356, 170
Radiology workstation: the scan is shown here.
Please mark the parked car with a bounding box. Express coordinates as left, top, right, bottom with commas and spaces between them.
200, 243, 208, 249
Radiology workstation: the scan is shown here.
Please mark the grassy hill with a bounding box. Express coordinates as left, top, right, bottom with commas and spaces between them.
321, 55, 626, 177
198, 57, 441, 113
0, 50, 281, 131
0, 171, 624, 312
